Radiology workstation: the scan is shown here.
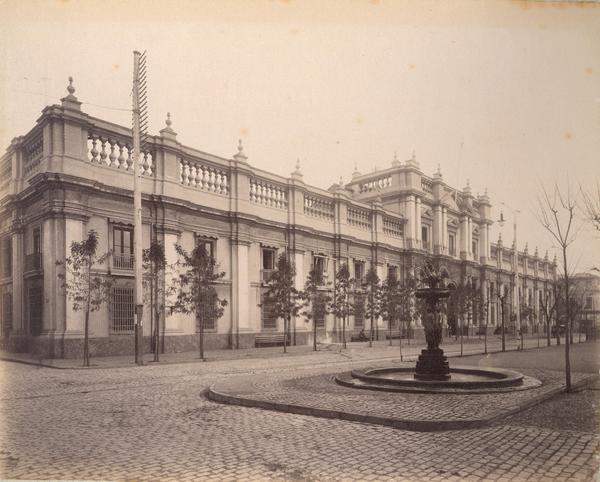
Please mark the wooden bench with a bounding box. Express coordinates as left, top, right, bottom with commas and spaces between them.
255, 334, 289, 347
385, 331, 403, 340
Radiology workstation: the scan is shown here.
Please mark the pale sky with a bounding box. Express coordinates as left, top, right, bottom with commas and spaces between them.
1, 0, 599, 271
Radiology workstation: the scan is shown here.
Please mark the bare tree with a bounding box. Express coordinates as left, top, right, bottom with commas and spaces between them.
581, 180, 600, 233
535, 183, 581, 392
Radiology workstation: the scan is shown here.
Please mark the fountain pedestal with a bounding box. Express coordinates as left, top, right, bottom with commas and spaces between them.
414, 348, 450, 380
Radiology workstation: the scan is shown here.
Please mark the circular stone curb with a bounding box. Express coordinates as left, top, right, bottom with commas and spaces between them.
336, 366, 540, 394
207, 373, 599, 432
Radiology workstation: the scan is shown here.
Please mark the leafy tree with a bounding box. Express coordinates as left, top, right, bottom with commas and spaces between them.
331, 263, 354, 349
57, 230, 112, 367
381, 269, 403, 356
299, 266, 331, 351
449, 280, 478, 356
143, 241, 175, 362
262, 253, 302, 353
363, 267, 382, 347
172, 243, 227, 360
398, 275, 418, 345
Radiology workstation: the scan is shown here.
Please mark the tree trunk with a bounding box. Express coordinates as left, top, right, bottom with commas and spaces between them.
460, 315, 464, 357
342, 315, 346, 349
563, 249, 572, 392
388, 319, 392, 346
283, 316, 287, 353
313, 315, 317, 352
546, 312, 551, 347
399, 319, 403, 361
154, 301, 160, 362
369, 315, 373, 348
199, 313, 204, 360
83, 308, 90, 367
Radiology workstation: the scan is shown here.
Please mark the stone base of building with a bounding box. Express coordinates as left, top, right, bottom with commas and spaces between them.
1, 331, 312, 359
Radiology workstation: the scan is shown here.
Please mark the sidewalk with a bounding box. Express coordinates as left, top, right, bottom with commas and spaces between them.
0, 334, 586, 370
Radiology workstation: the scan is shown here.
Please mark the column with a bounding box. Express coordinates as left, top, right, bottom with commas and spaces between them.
460, 216, 468, 259
441, 207, 447, 254
415, 197, 422, 248
231, 241, 250, 332
433, 205, 442, 255
405, 195, 415, 249
467, 217, 472, 259
11, 228, 24, 334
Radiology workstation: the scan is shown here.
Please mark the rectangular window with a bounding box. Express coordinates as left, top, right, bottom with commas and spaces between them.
261, 247, 276, 283
112, 287, 135, 332
113, 226, 134, 269
196, 237, 215, 260
2, 292, 12, 335
586, 296, 593, 310
33, 227, 41, 254
261, 291, 278, 330
353, 260, 365, 283
28, 285, 43, 336
313, 255, 327, 279
198, 303, 217, 331
2, 238, 11, 277
388, 265, 398, 281
422, 226, 430, 251
353, 294, 365, 328
314, 295, 326, 328
472, 240, 478, 259
448, 234, 456, 256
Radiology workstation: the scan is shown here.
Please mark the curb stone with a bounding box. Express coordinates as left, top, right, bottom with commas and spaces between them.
207, 373, 599, 432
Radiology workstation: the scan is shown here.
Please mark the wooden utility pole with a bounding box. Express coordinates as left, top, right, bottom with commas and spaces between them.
132, 50, 147, 365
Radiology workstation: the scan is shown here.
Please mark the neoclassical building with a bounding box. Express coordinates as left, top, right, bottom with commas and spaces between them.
0, 80, 557, 358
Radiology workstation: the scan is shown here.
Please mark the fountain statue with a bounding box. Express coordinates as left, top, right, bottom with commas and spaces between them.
414, 260, 452, 380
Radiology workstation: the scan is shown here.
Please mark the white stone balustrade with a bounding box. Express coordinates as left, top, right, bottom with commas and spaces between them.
347, 207, 372, 230
249, 179, 288, 209
179, 158, 229, 195
421, 178, 433, 193
304, 195, 334, 221
383, 216, 403, 238
23, 135, 43, 177
87, 135, 154, 176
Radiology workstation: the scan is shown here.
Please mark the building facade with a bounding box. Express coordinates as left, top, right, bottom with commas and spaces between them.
0, 81, 557, 358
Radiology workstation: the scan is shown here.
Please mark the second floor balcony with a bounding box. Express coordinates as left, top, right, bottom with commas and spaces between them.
112, 253, 134, 271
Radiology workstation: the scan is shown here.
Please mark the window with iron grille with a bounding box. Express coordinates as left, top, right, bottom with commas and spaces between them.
198, 302, 218, 331
353, 294, 365, 328
2, 292, 12, 335
112, 287, 135, 332
113, 226, 134, 269
314, 295, 327, 328
28, 285, 43, 336
261, 290, 278, 330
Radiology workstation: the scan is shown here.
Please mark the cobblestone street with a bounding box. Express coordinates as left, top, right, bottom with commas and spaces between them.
1, 341, 598, 481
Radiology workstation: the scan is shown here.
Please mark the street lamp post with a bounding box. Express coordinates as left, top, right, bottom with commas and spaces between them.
498, 205, 522, 337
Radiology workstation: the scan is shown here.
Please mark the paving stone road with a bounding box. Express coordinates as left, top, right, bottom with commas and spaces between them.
0, 341, 598, 481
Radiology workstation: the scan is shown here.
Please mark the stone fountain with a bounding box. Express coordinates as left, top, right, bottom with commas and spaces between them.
414, 261, 452, 381
335, 260, 532, 394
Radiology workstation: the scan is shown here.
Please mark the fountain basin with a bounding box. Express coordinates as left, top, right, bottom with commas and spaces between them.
335, 366, 540, 394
